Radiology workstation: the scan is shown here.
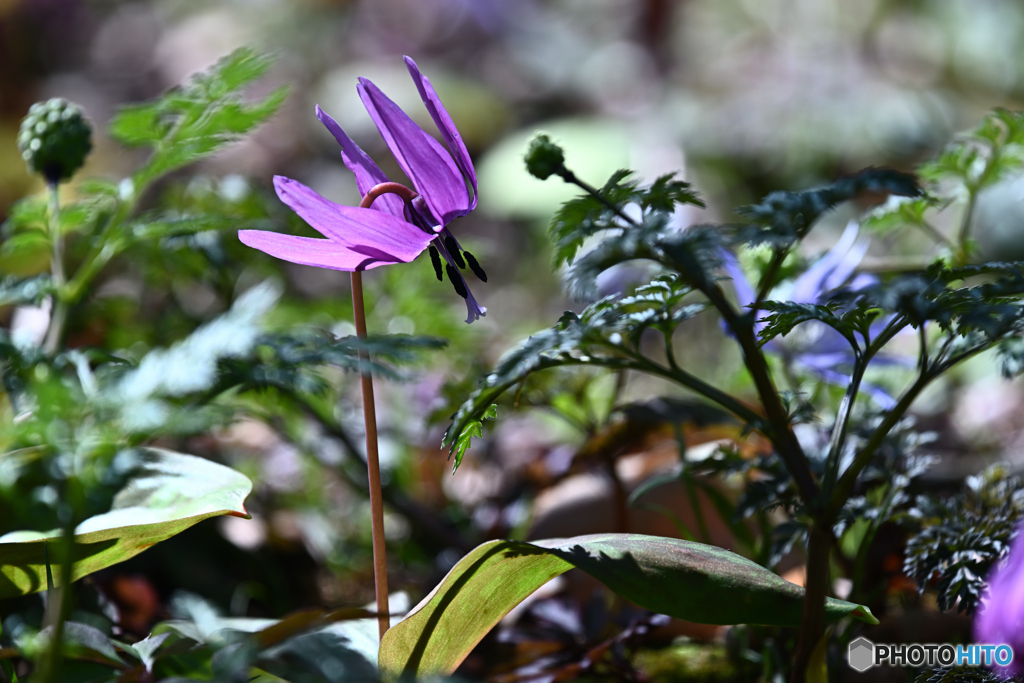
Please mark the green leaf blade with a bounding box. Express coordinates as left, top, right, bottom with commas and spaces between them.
378, 534, 876, 680
0, 448, 252, 598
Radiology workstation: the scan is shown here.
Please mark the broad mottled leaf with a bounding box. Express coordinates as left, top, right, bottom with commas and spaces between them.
379, 534, 877, 679
0, 448, 252, 598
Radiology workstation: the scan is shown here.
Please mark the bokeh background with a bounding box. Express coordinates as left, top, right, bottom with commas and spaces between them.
3, 0, 1024, 679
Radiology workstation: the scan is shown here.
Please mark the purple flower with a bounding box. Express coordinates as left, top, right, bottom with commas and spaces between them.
723, 222, 906, 408
975, 526, 1024, 675
239, 57, 486, 323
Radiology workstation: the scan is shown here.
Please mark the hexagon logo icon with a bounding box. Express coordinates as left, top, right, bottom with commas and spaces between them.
848, 637, 875, 672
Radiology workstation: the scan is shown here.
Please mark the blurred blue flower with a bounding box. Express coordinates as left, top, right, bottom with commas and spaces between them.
723, 222, 907, 408
975, 526, 1024, 676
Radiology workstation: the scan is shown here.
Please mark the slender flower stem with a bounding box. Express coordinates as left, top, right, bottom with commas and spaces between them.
353, 182, 419, 641
38, 496, 79, 683
821, 358, 865, 497
956, 191, 977, 266
754, 247, 789, 308
43, 184, 67, 356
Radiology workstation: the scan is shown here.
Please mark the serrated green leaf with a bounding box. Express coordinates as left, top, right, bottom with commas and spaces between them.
109, 48, 288, 187
734, 168, 921, 248
450, 404, 496, 470
547, 169, 703, 268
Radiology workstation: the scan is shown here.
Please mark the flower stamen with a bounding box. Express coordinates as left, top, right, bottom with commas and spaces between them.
428, 245, 444, 281
464, 250, 487, 282
444, 234, 466, 269
445, 263, 469, 298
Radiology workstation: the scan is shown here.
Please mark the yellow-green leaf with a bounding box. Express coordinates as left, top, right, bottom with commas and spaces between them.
379, 534, 877, 680
0, 448, 251, 598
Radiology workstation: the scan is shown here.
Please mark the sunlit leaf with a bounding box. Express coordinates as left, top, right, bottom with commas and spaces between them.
0, 448, 252, 598
378, 533, 877, 679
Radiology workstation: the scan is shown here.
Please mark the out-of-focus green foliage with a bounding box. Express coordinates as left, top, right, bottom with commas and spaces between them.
0, 449, 252, 599
110, 48, 288, 187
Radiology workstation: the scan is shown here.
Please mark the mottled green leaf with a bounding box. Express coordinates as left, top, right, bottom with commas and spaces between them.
379, 534, 877, 679
0, 448, 251, 598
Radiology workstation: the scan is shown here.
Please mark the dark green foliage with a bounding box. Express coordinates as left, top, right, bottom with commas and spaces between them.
856, 262, 1024, 334
650, 224, 726, 292
904, 465, 1024, 613
835, 419, 937, 538
443, 272, 711, 468
109, 48, 287, 186
561, 212, 664, 298
756, 300, 870, 350
756, 259, 1024, 378
17, 98, 93, 183
998, 336, 1024, 378
917, 665, 1023, 683
732, 167, 921, 249
613, 275, 706, 345
548, 169, 703, 269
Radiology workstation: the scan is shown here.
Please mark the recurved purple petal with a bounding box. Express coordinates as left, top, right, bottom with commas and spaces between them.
404, 56, 478, 210
272, 176, 434, 262
239, 230, 426, 271
357, 78, 470, 227
315, 105, 406, 219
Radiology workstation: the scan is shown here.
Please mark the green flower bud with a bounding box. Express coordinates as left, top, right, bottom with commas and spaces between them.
524, 134, 566, 181
17, 98, 93, 184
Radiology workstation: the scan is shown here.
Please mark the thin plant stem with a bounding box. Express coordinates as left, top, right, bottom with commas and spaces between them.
754, 247, 789, 308
43, 184, 67, 356
918, 219, 952, 248
790, 523, 831, 683
700, 282, 818, 504
350, 269, 389, 640
352, 182, 418, 641
956, 188, 978, 266
38, 500, 78, 683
